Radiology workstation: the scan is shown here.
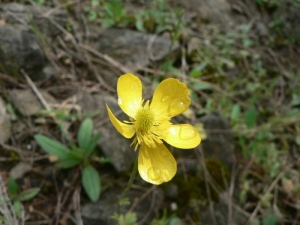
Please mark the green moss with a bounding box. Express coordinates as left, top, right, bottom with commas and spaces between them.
205, 158, 231, 191
167, 158, 231, 223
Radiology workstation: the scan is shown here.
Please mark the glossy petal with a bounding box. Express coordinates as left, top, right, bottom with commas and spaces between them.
106, 104, 135, 138
117, 73, 142, 118
164, 124, 201, 149
138, 143, 176, 185
151, 78, 191, 117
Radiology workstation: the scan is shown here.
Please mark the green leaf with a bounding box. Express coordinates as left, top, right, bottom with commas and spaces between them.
121, 212, 137, 225
91, 0, 100, 7
89, 11, 98, 21
230, 104, 240, 122
103, 18, 116, 28
245, 107, 257, 129
292, 93, 300, 106
78, 118, 93, 151
55, 157, 81, 169
33, 0, 45, 5
85, 132, 101, 157
112, 212, 138, 225
18, 188, 40, 202
296, 135, 300, 146
119, 197, 130, 206
191, 82, 211, 91
6, 103, 17, 121
189, 63, 208, 77
169, 217, 183, 225
135, 19, 144, 31
82, 165, 101, 202
35, 135, 71, 159
262, 214, 277, 225
13, 200, 22, 217
7, 176, 18, 197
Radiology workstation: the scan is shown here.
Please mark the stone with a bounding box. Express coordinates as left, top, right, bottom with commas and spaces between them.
199, 192, 247, 225
9, 89, 57, 116
92, 28, 179, 67
9, 162, 32, 180
189, 112, 246, 224
0, 24, 47, 80
0, 3, 66, 80
77, 93, 136, 172
0, 97, 11, 144
167, 0, 244, 27
88, 27, 179, 86
81, 187, 163, 225
164, 183, 178, 200
0, 3, 68, 36
198, 111, 236, 168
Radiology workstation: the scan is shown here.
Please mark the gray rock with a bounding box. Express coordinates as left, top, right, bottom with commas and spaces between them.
0, 3, 68, 36
92, 28, 179, 67
9, 89, 57, 116
164, 183, 178, 200
199, 111, 236, 168
89, 27, 179, 86
77, 93, 136, 172
167, 0, 247, 27
200, 192, 247, 225
0, 24, 47, 80
42, 64, 57, 78
9, 162, 32, 179
0, 97, 11, 144
0, 3, 66, 80
81, 187, 163, 225
192, 112, 246, 224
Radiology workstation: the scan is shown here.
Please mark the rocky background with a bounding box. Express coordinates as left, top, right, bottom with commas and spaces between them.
1, 0, 300, 225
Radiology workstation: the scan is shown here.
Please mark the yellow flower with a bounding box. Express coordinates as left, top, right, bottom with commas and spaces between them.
106, 73, 201, 185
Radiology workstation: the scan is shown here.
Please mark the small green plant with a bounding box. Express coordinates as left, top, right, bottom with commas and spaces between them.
35, 118, 102, 202
7, 176, 40, 217
33, 0, 45, 5
150, 210, 183, 225
135, 0, 185, 41
83, 0, 100, 21
250, 214, 277, 225
112, 212, 138, 225
102, 0, 130, 27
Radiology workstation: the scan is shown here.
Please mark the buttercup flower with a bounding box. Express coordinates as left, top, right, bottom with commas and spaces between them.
106, 73, 201, 184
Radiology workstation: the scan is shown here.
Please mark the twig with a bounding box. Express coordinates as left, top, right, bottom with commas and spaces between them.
21, 69, 72, 142
79, 44, 150, 84
227, 165, 237, 225
21, 70, 51, 110
128, 185, 156, 213
79, 44, 132, 74
138, 188, 158, 224
246, 159, 300, 223
1, 143, 39, 156
196, 146, 218, 225
0, 173, 19, 225
73, 187, 83, 225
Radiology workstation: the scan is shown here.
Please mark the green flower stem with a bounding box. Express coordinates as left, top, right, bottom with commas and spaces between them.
118, 157, 138, 212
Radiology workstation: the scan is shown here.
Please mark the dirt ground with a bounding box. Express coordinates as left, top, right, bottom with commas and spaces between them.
1, 0, 300, 225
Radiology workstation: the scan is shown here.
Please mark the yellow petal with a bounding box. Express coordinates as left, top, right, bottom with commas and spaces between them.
150, 78, 191, 117
164, 124, 201, 149
106, 104, 135, 138
117, 73, 142, 118
138, 143, 177, 185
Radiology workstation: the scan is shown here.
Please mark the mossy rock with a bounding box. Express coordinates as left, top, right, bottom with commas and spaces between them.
167, 157, 231, 223
204, 158, 231, 191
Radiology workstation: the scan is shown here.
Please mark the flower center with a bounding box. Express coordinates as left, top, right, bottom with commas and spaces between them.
135, 108, 155, 131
